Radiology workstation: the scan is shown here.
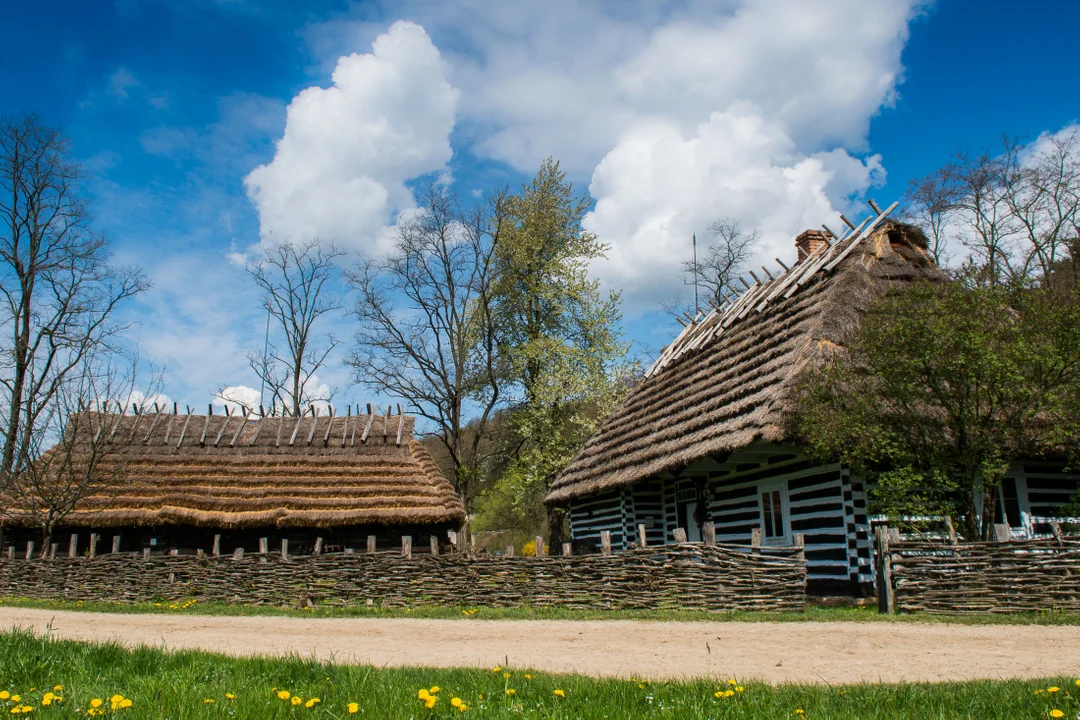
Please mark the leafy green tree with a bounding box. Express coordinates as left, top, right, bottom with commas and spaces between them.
487, 158, 633, 546
790, 281, 1080, 539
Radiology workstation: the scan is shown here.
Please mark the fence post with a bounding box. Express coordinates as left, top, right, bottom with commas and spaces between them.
49, 543, 58, 559
672, 528, 688, 544
143, 548, 151, 560
25, 541, 35, 560
259, 537, 268, 563
505, 544, 515, 557
212, 535, 221, 557
232, 547, 244, 561
637, 524, 647, 548
875, 526, 894, 615
703, 521, 717, 547
6, 546, 13, 561
367, 535, 377, 554
562, 542, 572, 557
281, 538, 289, 560
535, 535, 546, 557
1050, 522, 1064, 545
750, 527, 761, 554
600, 530, 612, 556
430, 536, 439, 557
89, 533, 99, 558
793, 532, 805, 564
69, 534, 78, 559
314, 537, 324, 556
993, 523, 1011, 542
402, 536, 412, 559
111, 535, 121, 554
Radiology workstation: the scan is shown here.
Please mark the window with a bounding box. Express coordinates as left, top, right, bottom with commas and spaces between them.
759, 483, 789, 544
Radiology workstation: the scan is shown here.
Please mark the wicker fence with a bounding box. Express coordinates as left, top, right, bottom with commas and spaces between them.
0, 542, 806, 612
875, 525, 1080, 614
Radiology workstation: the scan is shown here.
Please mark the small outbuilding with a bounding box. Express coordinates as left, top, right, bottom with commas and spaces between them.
546, 208, 1079, 593
2, 408, 465, 556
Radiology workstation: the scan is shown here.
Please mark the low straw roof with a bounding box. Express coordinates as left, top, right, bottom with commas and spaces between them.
546, 219, 943, 505
24, 411, 464, 529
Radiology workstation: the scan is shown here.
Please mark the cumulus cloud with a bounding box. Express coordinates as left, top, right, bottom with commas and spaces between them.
244, 20, 460, 250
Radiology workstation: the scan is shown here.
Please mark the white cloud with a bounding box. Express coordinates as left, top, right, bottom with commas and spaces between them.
303, 0, 921, 308
107, 67, 140, 99
244, 20, 460, 250
214, 385, 261, 412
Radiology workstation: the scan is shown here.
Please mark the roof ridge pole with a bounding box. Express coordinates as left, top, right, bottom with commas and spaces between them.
382, 405, 390, 443
288, 414, 303, 446
199, 404, 213, 446
396, 409, 404, 446
274, 413, 285, 447
249, 410, 266, 446
306, 413, 319, 445
360, 405, 375, 444
214, 414, 231, 446
229, 412, 247, 446
323, 411, 334, 447
177, 408, 194, 449
341, 404, 350, 448
143, 410, 164, 443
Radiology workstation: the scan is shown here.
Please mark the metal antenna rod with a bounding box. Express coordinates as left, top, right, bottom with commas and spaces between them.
692, 233, 700, 316
258, 303, 271, 409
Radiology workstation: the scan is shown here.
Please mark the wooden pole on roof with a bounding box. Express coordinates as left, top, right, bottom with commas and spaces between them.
396, 411, 405, 446
199, 404, 213, 446
288, 415, 303, 446
383, 405, 390, 443
176, 408, 194, 448
305, 414, 319, 445
341, 405, 351, 447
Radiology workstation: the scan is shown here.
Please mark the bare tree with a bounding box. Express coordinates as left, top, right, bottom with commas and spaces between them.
663, 218, 760, 321
346, 183, 504, 518
226, 239, 345, 415
1, 353, 161, 551
0, 113, 148, 492
909, 131, 1080, 287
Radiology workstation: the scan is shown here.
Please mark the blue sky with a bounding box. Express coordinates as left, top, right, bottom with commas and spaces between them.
1, 0, 1077, 412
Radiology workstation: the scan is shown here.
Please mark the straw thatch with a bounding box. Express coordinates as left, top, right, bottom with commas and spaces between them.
546, 220, 943, 505
16, 411, 464, 528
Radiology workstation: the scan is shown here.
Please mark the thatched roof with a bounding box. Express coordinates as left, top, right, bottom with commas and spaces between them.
546, 214, 944, 505
20, 410, 464, 529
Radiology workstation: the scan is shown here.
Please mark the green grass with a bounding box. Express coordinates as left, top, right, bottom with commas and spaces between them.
3, 595, 1080, 625
0, 629, 1077, 719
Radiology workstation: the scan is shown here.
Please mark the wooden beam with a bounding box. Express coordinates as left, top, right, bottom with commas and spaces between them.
401, 535, 412, 559
396, 412, 405, 446
142, 411, 163, 444
600, 531, 612, 555
562, 543, 572, 557
229, 414, 247, 446
214, 415, 231, 446
672, 528, 688, 543
637, 524, 647, 548
361, 409, 376, 444
306, 414, 319, 445
430, 536, 439, 557
199, 406, 213, 446
212, 535, 221, 557
176, 410, 194, 449
68, 534, 78, 558
314, 537, 324, 555
535, 535, 546, 557
703, 521, 716, 547
341, 405, 351, 447
288, 416, 303, 446
111, 535, 121, 554
367, 535, 376, 554
323, 414, 334, 446
383, 405, 390, 443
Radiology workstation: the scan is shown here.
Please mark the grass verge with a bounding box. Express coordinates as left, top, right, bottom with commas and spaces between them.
0, 629, 1077, 719
3, 596, 1080, 625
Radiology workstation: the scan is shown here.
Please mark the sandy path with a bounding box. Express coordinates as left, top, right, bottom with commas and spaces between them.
2, 608, 1078, 684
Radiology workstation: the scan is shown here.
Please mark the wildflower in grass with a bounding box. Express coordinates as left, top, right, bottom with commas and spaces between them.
225, 694, 235, 700
524, 675, 532, 680
90, 699, 103, 709
1036, 690, 1045, 695
503, 672, 511, 679
553, 689, 565, 698
40, 693, 54, 707
423, 696, 437, 709
1049, 711, 1064, 719
347, 703, 359, 714
119, 699, 132, 709
277, 690, 291, 700
736, 686, 744, 692
429, 686, 440, 694
0, 692, 9, 700
492, 667, 501, 673
52, 687, 62, 694
304, 698, 320, 708
451, 698, 464, 708
291, 696, 303, 706
728, 679, 737, 686
203, 699, 215, 704
9, 697, 18, 703
505, 689, 516, 696
418, 690, 431, 700
1076, 679, 1080, 687
794, 711, 805, 716
1048, 687, 1060, 693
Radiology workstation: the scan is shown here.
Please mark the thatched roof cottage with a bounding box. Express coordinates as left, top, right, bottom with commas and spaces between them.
2, 408, 464, 556
546, 206, 1079, 593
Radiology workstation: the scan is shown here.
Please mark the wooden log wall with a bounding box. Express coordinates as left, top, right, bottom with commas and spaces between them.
0, 542, 806, 612
879, 533, 1080, 614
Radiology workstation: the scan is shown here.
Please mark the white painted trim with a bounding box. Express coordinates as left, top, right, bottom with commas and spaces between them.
758, 480, 791, 545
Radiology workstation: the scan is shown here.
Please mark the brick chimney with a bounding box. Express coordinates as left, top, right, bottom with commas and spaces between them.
795, 229, 829, 261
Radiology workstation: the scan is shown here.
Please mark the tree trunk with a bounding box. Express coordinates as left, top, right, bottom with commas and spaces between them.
546, 505, 566, 550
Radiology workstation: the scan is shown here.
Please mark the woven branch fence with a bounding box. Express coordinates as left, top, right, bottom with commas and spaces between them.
0, 542, 806, 612
876, 526, 1080, 614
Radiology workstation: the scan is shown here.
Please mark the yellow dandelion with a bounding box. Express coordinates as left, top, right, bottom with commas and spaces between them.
553, 689, 565, 698
505, 689, 516, 696
714, 691, 724, 698
203, 699, 215, 704
347, 702, 359, 714
119, 699, 132, 709
795, 711, 805, 716
458, 704, 467, 713
524, 674, 532, 680
291, 696, 303, 706
503, 672, 511, 679
225, 694, 235, 700
52, 687, 62, 694
1050, 711, 1064, 719
728, 679, 737, 686
0, 692, 8, 700
277, 690, 290, 700
1075, 679, 1080, 687
1036, 690, 1045, 695
90, 699, 103, 709
1048, 687, 1060, 693
492, 666, 501, 673
429, 686, 440, 694
451, 697, 463, 708
418, 689, 431, 700
736, 686, 745, 692
424, 696, 437, 709
305, 698, 320, 708
9, 697, 18, 704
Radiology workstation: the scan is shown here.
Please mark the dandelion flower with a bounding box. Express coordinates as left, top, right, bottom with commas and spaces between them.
1075, 679, 1080, 687
524, 675, 532, 680
553, 689, 565, 698
52, 687, 62, 694
0, 692, 8, 700
424, 696, 437, 709
418, 689, 431, 700
277, 690, 291, 701
729, 679, 737, 686
203, 699, 215, 704
291, 696, 303, 706
119, 699, 132, 709
736, 686, 744, 692
429, 687, 440, 694
1050, 711, 1064, 719
1048, 687, 1060, 693
451, 698, 463, 708
1036, 690, 1045, 695
90, 699, 103, 709
795, 710, 805, 715
503, 672, 511, 679
9, 697, 18, 704
347, 703, 359, 714
225, 694, 235, 700
505, 689, 516, 696
457, 704, 467, 713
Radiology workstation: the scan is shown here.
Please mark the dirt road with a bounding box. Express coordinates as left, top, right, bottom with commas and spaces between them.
2, 607, 1077, 683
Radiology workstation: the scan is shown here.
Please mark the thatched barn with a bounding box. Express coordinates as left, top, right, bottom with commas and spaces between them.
545, 207, 1079, 593
2, 408, 465, 556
